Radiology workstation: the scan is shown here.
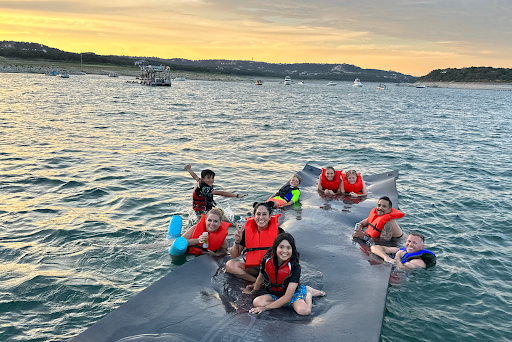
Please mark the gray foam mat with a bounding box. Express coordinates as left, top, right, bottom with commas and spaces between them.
71, 164, 399, 342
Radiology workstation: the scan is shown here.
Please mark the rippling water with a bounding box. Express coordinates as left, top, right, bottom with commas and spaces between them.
1, 73, 511, 342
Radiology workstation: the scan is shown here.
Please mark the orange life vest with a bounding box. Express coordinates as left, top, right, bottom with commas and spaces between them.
342, 172, 363, 194
320, 168, 343, 191
244, 214, 280, 268
365, 207, 404, 238
187, 214, 230, 255
263, 254, 295, 297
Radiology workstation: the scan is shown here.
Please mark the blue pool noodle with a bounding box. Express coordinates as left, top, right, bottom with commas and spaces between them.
167, 215, 183, 239
169, 237, 188, 256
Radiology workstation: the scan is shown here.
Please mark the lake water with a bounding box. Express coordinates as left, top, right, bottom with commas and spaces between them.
1, 73, 511, 342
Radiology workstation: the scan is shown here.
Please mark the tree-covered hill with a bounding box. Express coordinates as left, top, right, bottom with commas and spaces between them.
1, 40, 417, 82
418, 67, 512, 82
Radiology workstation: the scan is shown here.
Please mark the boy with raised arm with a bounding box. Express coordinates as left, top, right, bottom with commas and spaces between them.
184, 164, 247, 214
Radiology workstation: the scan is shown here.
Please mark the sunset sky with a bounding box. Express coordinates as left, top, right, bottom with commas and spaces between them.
0, 0, 510, 76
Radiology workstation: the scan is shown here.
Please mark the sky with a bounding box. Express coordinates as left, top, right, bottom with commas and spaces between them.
0, 0, 510, 76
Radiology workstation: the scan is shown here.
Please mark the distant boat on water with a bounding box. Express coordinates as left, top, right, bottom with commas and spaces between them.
284, 76, 292, 85
416, 84, 426, 88
174, 77, 186, 81
377, 83, 387, 90
45, 71, 57, 76
353, 78, 363, 87
59, 71, 70, 78
327, 81, 337, 86
255, 80, 263, 85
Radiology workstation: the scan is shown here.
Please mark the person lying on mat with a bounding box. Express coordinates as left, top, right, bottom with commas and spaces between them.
267, 174, 301, 208
317, 166, 343, 196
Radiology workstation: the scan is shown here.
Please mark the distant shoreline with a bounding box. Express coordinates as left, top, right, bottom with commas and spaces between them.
0, 57, 260, 82
1, 57, 511, 90
414, 81, 512, 91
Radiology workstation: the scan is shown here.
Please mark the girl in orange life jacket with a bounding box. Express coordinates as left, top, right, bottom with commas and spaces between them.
181, 208, 230, 256
341, 169, 368, 198
317, 166, 343, 195
242, 233, 325, 315
226, 202, 284, 282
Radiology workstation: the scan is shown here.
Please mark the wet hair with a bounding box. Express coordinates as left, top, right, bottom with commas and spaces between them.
409, 232, 425, 243
379, 196, 392, 208
324, 166, 335, 173
201, 169, 215, 179
264, 232, 300, 266
290, 174, 302, 184
252, 202, 273, 216
207, 208, 225, 221
345, 169, 358, 177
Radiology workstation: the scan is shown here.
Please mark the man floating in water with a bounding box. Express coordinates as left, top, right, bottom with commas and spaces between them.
370, 232, 436, 270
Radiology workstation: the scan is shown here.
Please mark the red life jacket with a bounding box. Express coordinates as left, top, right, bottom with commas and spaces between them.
192, 185, 206, 212
244, 214, 280, 268
365, 207, 404, 238
320, 168, 343, 191
187, 214, 230, 255
342, 172, 363, 194
263, 254, 295, 297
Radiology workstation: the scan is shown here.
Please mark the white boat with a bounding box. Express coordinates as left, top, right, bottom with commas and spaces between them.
416, 84, 426, 88
297, 81, 304, 85
327, 81, 337, 86
284, 76, 292, 85
138, 65, 172, 86
174, 77, 186, 81
59, 71, 70, 78
377, 83, 387, 90
353, 78, 363, 87
255, 80, 263, 85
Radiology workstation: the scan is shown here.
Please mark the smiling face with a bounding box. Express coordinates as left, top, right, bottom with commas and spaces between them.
202, 175, 215, 187
324, 169, 335, 181
290, 176, 300, 188
376, 199, 392, 216
205, 212, 222, 233
405, 234, 424, 254
276, 239, 292, 263
347, 173, 358, 184
254, 205, 271, 229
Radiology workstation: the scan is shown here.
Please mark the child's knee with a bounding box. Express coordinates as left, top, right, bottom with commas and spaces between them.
295, 305, 311, 316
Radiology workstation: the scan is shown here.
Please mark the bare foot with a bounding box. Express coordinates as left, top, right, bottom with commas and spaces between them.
306, 286, 325, 297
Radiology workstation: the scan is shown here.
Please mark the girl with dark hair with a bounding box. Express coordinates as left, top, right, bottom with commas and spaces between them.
226, 202, 284, 282
243, 233, 325, 315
